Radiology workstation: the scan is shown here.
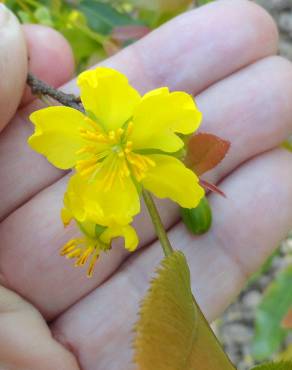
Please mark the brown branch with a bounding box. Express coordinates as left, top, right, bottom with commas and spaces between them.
27, 72, 84, 112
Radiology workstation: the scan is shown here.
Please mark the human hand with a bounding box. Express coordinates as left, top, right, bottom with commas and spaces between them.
1, 1, 292, 369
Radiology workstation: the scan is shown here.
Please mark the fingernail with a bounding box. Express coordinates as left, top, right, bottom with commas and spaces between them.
0, 4, 11, 27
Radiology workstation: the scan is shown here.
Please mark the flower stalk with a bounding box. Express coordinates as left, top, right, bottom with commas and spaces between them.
142, 189, 174, 257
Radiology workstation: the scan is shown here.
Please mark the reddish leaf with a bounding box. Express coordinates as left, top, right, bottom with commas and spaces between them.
186, 133, 231, 176
281, 308, 292, 329
111, 25, 150, 42
200, 179, 226, 198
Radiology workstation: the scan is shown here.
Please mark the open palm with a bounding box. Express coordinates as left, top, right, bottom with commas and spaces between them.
1, 1, 292, 369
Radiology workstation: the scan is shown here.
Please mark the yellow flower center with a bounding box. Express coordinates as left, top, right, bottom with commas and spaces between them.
76, 118, 155, 189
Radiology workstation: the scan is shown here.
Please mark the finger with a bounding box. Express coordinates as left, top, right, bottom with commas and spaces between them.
0, 4, 27, 132
2, 52, 292, 319
0, 25, 75, 222
51, 149, 292, 370
0, 285, 79, 370
21, 24, 75, 106
0, 0, 278, 220
198, 55, 292, 184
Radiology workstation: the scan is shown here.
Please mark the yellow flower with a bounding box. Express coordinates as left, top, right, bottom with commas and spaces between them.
61, 174, 138, 277
29, 67, 204, 223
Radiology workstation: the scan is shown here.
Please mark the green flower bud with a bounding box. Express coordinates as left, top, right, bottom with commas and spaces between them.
181, 197, 212, 235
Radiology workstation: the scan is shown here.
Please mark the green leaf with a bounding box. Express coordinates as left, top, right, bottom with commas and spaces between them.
61, 26, 98, 62
196, 0, 214, 5
18, 10, 33, 23
252, 266, 292, 361
251, 361, 292, 370
34, 6, 54, 27
133, 251, 236, 370
50, 0, 62, 14
181, 197, 212, 235
59, 10, 106, 67
78, 1, 140, 35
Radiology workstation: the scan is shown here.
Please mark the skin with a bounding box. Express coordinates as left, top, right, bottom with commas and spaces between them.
0, 0, 292, 369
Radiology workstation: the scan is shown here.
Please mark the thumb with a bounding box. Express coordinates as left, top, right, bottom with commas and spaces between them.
0, 4, 27, 132
0, 285, 80, 370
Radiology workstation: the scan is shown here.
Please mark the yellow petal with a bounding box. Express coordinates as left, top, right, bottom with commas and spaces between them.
29, 106, 90, 170
131, 87, 202, 152
142, 154, 205, 208
65, 173, 140, 226
77, 67, 141, 131
92, 174, 141, 225
100, 224, 139, 252
64, 174, 104, 225
61, 207, 72, 227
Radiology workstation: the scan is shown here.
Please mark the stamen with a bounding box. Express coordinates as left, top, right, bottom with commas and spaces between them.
131, 165, 145, 182
117, 128, 124, 137
80, 130, 102, 142
84, 117, 102, 131
76, 120, 157, 188
103, 157, 119, 191
60, 240, 77, 256
76, 145, 97, 155
66, 248, 83, 259
143, 156, 156, 167
126, 153, 156, 182
124, 141, 133, 154
60, 238, 102, 278
76, 158, 98, 176
122, 159, 130, 177
108, 130, 116, 142
75, 247, 94, 267
87, 254, 99, 278
125, 121, 134, 136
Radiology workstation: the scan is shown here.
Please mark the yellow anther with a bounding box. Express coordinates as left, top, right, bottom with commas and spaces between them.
96, 134, 108, 143
117, 128, 124, 136
66, 248, 83, 259
60, 240, 76, 256
75, 247, 94, 267
76, 145, 96, 155
126, 121, 134, 136
124, 140, 133, 154
76, 158, 98, 177
60, 238, 102, 278
80, 130, 100, 142
109, 130, 116, 140
84, 117, 101, 131
76, 158, 97, 170
87, 254, 99, 278
126, 152, 155, 183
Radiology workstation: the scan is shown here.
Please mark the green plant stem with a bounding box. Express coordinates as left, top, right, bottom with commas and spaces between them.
142, 190, 174, 257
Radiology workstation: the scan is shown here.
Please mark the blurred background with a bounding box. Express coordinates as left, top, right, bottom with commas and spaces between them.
2, 0, 292, 368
